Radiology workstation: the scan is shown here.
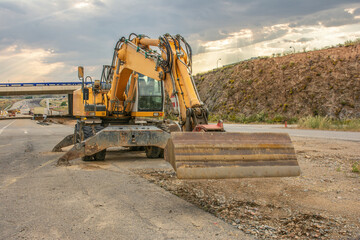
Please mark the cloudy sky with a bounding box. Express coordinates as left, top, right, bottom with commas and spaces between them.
1, 0, 360, 82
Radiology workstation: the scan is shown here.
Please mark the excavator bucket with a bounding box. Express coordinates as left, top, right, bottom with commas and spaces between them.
165, 132, 300, 179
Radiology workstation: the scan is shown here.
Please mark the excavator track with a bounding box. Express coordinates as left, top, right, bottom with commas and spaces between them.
165, 132, 300, 179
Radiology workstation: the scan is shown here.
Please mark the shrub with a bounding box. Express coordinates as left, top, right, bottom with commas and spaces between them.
298, 116, 331, 129
272, 114, 285, 123
208, 114, 220, 122
283, 104, 288, 112
298, 116, 360, 131
255, 111, 267, 122
352, 162, 359, 173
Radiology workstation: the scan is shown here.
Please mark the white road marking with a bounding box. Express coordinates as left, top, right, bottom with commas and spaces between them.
0, 120, 16, 135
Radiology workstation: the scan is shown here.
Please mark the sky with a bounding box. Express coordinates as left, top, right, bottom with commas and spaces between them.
0, 0, 360, 82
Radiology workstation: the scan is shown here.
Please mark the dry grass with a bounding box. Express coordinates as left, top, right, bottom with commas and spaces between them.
0, 99, 20, 110
298, 116, 360, 131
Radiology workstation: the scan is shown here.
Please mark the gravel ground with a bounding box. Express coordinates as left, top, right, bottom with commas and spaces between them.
133, 136, 360, 239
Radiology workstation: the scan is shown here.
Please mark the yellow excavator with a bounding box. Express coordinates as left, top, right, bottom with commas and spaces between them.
54, 33, 300, 179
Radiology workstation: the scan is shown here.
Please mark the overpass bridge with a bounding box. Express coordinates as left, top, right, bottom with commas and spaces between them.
0, 82, 89, 116
0, 82, 83, 96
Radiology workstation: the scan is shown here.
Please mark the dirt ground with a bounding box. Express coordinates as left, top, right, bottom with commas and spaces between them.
133, 137, 360, 239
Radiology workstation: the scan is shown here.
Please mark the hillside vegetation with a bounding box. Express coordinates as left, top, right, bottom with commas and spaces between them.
194, 42, 360, 123
0, 99, 20, 111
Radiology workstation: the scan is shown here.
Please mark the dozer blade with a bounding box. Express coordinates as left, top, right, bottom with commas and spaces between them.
165, 132, 300, 179
57, 126, 170, 165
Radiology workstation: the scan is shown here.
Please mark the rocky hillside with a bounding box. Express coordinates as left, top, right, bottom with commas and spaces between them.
194, 43, 360, 121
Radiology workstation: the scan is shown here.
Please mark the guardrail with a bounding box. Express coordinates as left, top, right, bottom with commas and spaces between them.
0, 82, 90, 87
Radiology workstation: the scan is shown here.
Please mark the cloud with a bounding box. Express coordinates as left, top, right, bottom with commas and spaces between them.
345, 8, 357, 14
0, 1, 26, 14
289, 7, 360, 28
0, 45, 65, 82
0, 0, 360, 81
296, 37, 314, 43
192, 22, 360, 73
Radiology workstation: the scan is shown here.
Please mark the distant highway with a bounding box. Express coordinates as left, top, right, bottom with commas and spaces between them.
8, 99, 42, 111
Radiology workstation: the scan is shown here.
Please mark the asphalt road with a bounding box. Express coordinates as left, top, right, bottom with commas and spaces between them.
224, 124, 360, 142
1, 120, 358, 239
0, 119, 248, 240
8, 99, 42, 111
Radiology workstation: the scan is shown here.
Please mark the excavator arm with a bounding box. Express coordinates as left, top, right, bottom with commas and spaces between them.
106, 34, 211, 131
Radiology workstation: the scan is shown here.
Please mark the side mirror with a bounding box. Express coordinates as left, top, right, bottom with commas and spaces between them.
78, 66, 84, 79
83, 88, 89, 101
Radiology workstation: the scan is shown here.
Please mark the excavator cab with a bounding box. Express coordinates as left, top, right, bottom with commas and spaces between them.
128, 73, 165, 118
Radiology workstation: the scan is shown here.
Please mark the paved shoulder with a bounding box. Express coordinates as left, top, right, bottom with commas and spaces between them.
0, 120, 251, 239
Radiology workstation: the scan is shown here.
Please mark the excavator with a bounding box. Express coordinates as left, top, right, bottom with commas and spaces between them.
54, 33, 300, 179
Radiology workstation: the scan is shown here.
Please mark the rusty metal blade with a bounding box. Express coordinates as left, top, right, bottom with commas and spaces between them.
52, 134, 74, 152
164, 132, 300, 179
